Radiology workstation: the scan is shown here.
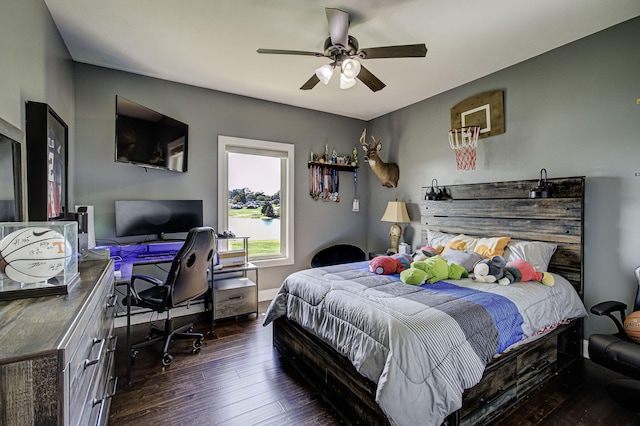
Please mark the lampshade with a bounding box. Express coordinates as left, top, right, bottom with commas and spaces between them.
315, 64, 334, 85
381, 201, 410, 254
341, 58, 361, 79
340, 73, 356, 89
380, 201, 410, 223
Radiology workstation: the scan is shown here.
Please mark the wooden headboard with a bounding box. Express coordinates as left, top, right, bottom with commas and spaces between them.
420, 177, 584, 298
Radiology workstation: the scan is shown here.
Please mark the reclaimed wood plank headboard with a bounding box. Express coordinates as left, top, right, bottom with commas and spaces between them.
420, 177, 585, 298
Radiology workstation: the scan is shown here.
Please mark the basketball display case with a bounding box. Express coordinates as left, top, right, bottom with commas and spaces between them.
0, 221, 79, 300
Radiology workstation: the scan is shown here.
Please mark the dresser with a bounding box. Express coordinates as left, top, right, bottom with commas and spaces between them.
0, 259, 116, 426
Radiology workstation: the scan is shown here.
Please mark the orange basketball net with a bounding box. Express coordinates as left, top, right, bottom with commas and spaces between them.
448, 126, 480, 170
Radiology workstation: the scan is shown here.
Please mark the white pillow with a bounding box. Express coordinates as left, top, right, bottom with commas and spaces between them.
504, 241, 557, 272
426, 229, 455, 248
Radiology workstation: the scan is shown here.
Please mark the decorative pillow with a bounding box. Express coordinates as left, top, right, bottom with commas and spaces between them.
504, 240, 557, 272
442, 234, 480, 253
440, 249, 485, 272
442, 234, 510, 258
473, 236, 510, 258
426, 229, 456, 248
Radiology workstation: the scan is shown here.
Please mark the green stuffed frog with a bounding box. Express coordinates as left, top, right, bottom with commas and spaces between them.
400, 255, 468, 285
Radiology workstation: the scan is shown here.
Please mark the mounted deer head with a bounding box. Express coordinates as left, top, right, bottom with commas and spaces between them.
359, 129, 399, 188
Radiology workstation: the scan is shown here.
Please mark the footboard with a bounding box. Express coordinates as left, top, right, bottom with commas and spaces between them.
273, 316, 582, 425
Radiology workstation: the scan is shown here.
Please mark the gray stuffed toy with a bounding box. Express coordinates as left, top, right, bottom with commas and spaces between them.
473, 255, 508, 284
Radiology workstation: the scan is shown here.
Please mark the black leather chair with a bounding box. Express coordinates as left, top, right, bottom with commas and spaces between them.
310, 244, 366, 268
129, 226, 216, 366
588, 265, 640, 413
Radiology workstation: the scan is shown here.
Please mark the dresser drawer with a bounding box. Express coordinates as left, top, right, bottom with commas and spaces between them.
67, 273, 116, 425
87, 329, 117, 426
214, 277, 257, 320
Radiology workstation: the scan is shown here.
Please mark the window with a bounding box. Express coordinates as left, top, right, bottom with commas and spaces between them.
218, 135, 294, 267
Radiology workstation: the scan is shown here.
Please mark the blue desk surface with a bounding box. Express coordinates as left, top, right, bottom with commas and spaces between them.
97, 241, 184, 282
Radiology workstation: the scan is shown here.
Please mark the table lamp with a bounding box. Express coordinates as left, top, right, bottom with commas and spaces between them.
380, 201, 410, 254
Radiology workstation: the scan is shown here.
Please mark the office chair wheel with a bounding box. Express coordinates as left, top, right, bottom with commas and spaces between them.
162, 353, 173, 366
193, 338, 203, 352
130, 349, 139, 359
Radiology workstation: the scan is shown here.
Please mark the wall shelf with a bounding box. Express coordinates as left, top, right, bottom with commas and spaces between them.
307, 161, 358, 172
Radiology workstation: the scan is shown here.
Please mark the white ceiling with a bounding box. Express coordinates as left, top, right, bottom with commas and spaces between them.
45, 0, 640, 121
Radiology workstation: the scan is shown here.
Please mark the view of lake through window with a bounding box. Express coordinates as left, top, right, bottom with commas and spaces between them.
227, 152, 281, 256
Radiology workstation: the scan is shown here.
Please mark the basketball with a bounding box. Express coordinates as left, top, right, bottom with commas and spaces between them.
0, 227, 70, 284
624, 311, 640, 344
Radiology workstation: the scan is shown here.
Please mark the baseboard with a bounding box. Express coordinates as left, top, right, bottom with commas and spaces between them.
583, 338, 589, 359
115, 288, 278, 328
114, 302, 205, 328
259, 287, 279, 302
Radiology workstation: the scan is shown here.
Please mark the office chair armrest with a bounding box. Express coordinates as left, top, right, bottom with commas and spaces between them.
591, 300, 628, 334
131, 274, 164, 287
129, 274, 165, 304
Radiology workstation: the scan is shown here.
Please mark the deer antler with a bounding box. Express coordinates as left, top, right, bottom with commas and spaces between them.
359, 129, 368, 148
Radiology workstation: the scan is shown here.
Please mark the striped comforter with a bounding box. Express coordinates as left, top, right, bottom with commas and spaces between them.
263, 261, 586, 426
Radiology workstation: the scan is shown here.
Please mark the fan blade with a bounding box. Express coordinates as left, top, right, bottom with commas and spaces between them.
359, 44, 427, 59
326, 8, 349, 48
257, 48, 324, 57
300, 74, 320, 90
357, 64, 386, 92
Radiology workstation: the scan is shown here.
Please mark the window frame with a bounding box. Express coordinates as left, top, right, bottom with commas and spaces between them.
218, 135, 294, 267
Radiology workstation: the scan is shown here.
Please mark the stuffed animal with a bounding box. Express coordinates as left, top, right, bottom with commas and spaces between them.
369, 253, 412, 275
473, 256, 507, 283
412, 245, 443, 262
474, 256, 554, 286
504, 259, 554, 286
400, 255, 468, 285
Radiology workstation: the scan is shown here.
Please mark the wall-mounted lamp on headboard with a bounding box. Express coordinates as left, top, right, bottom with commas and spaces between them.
529, 168, 553, 198
425, 179, 443, 200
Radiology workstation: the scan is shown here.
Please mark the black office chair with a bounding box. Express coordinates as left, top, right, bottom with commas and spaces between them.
129, 226, 216, 366
588, 265, 640, 413
310, 244, 366, 268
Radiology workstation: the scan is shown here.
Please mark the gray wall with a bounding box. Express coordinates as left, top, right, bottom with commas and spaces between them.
73, 65, 369, 292
366, 17, 640, 336
0, 0, 74, 216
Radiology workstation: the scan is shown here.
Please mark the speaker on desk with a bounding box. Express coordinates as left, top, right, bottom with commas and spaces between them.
75, 205, 96, 250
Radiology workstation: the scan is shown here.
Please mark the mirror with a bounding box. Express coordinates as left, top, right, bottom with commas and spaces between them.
0, 116, 24, 222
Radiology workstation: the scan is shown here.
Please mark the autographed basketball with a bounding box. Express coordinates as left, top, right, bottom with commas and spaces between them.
0, 227, 69, 283
624, 311, 640, 344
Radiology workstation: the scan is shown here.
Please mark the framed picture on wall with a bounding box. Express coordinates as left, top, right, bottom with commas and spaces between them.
26, 101, 68, 220
0, 116, 24, 222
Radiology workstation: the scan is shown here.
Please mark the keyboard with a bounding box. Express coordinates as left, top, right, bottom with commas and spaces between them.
136, 251, 178, 258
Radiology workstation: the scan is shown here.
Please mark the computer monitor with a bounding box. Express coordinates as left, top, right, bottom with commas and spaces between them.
115, 200, 203, 240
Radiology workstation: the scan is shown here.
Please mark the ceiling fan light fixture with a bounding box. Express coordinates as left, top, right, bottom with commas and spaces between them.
315, 64, 334, 85
341, 58, 361, 79
340, 73, 356, 89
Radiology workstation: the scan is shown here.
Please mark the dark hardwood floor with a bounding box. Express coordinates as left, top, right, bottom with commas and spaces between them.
109, 302, 639, 425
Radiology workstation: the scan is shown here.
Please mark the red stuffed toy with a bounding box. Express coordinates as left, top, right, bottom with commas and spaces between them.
369, 253, 412, 275
504, 259, 555, 286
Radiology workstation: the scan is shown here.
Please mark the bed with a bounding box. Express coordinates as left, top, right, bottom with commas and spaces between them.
264, 177, 586, 425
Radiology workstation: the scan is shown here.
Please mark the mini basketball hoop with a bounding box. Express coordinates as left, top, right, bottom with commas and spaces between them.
448, 126, 480, 170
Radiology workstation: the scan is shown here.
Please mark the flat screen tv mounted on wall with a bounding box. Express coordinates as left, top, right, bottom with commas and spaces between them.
115, 96, 189, 173
115, 200, 203, 240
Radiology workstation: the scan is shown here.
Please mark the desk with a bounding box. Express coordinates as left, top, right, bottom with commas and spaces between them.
100, 241, 191, 384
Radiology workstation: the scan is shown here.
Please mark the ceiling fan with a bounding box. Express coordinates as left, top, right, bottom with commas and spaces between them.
257, 8, 427, 92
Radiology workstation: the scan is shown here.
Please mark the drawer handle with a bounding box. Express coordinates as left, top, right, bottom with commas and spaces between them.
107, 335, 118, 353
93, 376, 118, 407
229, 296, 244, 300
106, 293, 118, 309
479, 387, 504, 405
84, 338, 106, 369
516, 358, 550, 378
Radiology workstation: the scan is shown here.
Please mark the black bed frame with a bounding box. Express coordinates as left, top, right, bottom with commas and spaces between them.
273, 177, 585, 425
